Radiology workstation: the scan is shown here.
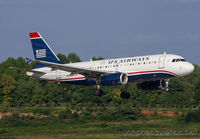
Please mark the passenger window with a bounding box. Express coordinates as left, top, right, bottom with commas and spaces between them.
172, 59, 176, 62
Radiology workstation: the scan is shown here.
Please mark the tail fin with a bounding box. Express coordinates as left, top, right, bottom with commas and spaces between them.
29, 32, 63, 68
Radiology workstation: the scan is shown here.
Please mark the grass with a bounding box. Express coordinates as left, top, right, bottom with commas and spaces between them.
0, 107, 200, 138
0, 119, 199, 139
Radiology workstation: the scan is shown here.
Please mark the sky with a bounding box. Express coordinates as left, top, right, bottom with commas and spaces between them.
0, 0, 200, 65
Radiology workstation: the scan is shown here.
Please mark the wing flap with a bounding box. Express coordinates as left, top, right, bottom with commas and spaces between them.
33, 60, 113, 78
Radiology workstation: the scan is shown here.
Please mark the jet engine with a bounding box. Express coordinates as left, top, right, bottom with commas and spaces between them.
100, 72, 128, 86
137, 80, 169, 91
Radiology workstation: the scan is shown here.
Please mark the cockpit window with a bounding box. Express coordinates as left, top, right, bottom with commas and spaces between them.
172, 58, 186, 63
180, 59, 186, 62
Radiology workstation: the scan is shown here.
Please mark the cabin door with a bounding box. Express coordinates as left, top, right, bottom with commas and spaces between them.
158, 56, 166, 69
115, 64, 119, 71
56, 70, 61, 79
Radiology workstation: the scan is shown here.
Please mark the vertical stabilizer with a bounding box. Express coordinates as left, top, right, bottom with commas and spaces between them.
29, 32, 63, 68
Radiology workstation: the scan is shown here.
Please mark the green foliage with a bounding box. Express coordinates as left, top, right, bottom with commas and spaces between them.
0, 74, 16, 106
185, 110, 200, 122
92, 56, 104, 61
0, 54, 199, 108
0, 106, 8, 113
98, 106, 143, 121
32, 107, 51, 115
0, 128, 7, 134
72, 112, 79, 119
0, 113, 34, 127
81, 107, 94, 120
193, 64, 200, 72
67, 53, 81, 63
58, 108, 73, 119
57, 53, 69, 63
0, 74, 16, 95
57, 53, 81, 63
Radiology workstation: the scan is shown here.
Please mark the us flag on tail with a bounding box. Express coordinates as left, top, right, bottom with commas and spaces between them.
36, 49, 46, 58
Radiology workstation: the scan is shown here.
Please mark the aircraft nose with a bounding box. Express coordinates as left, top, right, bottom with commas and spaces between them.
184, 63, 194, 75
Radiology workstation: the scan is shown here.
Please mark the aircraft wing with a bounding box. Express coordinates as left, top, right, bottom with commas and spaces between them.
33, 60, 114, 78
9, 67, 45, 74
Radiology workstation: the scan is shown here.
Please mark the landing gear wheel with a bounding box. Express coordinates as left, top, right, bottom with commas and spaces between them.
120, 91, 130, 99
95, 89, 104, 96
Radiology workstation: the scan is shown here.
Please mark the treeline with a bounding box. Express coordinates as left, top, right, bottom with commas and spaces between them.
0, 53, 200, 108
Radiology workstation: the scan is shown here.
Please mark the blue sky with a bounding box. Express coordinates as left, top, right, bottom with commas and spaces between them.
0, 0, 200, 65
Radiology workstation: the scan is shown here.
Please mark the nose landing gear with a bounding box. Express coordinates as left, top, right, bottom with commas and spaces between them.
161, 79, 169, 91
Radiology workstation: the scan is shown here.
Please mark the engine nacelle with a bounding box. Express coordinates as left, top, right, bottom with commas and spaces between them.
137, 80, 169, 91
100, 72, 128, 86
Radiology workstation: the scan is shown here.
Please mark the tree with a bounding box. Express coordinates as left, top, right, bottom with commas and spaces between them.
0, 56, 199, 107
57, 53, 69, 63
67, 53, 81, 63
12, 79, 35, 106
92, 57, 104, 61
57, 53, 81, 63
0, 74, 16, 106
194, 80, 200, 104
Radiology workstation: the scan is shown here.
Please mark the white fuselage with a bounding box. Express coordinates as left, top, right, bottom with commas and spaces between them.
27, 54, 194, 85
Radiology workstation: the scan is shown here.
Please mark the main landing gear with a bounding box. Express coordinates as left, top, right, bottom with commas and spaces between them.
94, 85, 104, 96
94, 84, 131, 99
120, 84, 130, 99
120, 91, 130, 99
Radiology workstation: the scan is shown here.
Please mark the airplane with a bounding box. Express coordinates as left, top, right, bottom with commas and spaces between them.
11, 32, 195, 99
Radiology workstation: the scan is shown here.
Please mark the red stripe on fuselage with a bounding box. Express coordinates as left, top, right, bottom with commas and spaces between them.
30, 32, 40, 39
48, 70, 177, 82
128, 70, 177, 76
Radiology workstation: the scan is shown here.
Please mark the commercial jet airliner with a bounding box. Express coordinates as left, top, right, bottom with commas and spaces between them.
11, 32, 194, 99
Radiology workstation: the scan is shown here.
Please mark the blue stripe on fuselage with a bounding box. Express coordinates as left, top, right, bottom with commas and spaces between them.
59, 72, 175, 86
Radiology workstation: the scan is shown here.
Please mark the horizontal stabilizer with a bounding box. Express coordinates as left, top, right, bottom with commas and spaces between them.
9, 67, 45, 74
25, 57, 32, 64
